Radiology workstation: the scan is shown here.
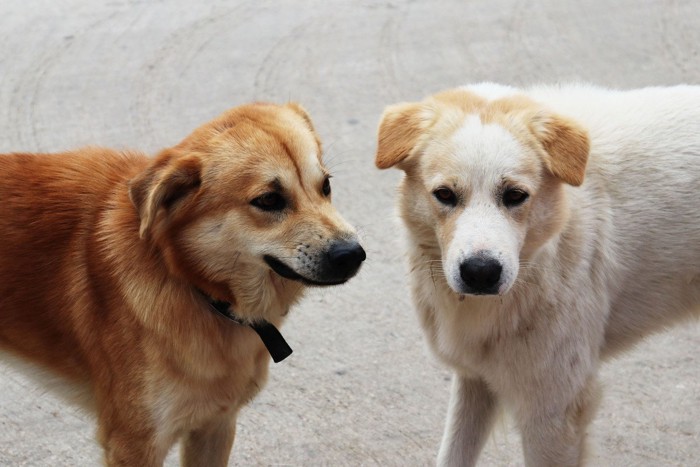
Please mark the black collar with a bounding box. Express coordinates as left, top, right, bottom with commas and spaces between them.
201, 292, 292, 363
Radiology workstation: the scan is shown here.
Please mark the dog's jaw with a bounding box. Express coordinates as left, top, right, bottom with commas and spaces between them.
264, 255, 347, 286
263, 243, 365, 286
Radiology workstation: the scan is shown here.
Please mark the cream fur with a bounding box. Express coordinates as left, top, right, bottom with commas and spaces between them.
376, 83, 700, 466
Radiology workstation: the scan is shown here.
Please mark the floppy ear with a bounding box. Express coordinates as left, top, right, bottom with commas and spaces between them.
375, 102, 431, 169
129, 150, 202, 238
529, 112, 590, 186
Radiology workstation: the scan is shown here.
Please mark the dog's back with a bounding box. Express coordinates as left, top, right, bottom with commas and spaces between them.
0, 149, 146, 380
530, 85, 700, 355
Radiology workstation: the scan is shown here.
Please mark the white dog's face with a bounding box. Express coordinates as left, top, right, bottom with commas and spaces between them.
424, 116, 541, 295
376, 85, 589, 296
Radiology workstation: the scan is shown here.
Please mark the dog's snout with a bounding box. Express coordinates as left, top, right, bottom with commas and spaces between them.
459, 255, 502, 295
327, 240, 366, 278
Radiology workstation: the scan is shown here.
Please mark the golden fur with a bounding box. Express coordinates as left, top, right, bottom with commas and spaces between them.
0, 102, 364, 466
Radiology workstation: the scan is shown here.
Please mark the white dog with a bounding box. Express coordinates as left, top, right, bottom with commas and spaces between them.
375, 83, 700, 466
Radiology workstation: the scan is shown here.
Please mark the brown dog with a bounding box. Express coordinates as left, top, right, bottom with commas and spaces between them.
0, 102, 365, 466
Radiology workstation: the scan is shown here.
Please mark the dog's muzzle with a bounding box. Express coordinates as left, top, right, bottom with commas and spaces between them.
264, 240, 366, 286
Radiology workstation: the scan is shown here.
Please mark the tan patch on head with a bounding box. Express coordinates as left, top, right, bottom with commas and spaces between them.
377, 88, 589, 187
479, 94, 589, 187
528, 112, 589, 186
375, 102, 432, 169
376, 90, 493, 170
431, 88, 488, 113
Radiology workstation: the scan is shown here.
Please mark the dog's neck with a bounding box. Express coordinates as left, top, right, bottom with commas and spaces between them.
198, 289, 293, 363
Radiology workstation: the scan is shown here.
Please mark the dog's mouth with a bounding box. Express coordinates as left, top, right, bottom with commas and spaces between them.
263, 244, 365, 286
263, 255, 350, 286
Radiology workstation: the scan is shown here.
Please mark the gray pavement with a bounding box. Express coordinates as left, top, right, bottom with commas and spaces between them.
0, 0, 699, 465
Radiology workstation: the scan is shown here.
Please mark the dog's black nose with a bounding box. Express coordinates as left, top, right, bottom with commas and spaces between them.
327, 240, 366, 278
459, 255, 502, 294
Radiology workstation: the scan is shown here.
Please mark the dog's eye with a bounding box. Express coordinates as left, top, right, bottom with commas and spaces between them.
433, 187, 457, 206
502, 188, 529, 207
251, 192, 286, 212
322, 177, 331, 197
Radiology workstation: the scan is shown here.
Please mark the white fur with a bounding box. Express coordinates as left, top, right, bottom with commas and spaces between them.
396, 84, 700, 466
460, 83, 518, 101
442, 116, 536, 294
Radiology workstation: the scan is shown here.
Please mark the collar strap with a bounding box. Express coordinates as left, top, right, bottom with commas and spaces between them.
204, 295, 293, 363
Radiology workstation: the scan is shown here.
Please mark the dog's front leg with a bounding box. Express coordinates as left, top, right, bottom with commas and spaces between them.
180, 412, 238, 467
99, 423, 165, 467
437, 374, 497, 467
97, 402, 167, 467
520, 376, 601, 467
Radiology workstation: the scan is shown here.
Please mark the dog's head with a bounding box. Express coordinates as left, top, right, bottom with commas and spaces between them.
375, 84, 589, 296
129, 102, 365, 307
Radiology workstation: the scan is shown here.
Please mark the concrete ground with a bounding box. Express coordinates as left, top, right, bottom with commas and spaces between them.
0, 0, 699, 465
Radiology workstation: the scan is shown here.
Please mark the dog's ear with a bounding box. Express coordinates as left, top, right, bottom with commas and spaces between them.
286, 102, 316, 131
529, 112, 590, 186
375, 102, 432, 169
285, 102, 323, 153
129, 150, 202, 238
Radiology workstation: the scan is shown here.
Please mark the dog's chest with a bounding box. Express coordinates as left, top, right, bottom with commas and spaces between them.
411, 264, 537, 379
147, 330, 270, 446
413, 274, 490, 371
